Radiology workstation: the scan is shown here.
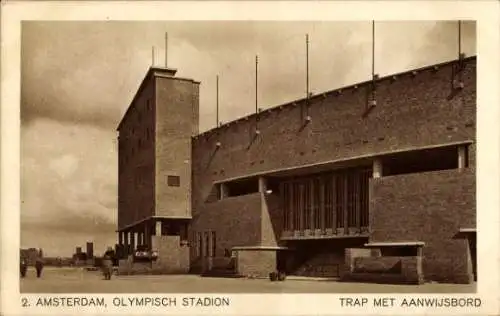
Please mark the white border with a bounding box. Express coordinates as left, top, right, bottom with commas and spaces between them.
2, 1, 499, 315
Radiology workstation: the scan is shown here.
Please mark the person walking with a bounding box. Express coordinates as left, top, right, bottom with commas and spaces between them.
102, 247, 114, 280
20, 257, 28, 278
35, 257, 44, 278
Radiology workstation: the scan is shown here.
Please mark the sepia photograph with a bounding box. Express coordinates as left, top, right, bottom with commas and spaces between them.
18, 19, 479, 295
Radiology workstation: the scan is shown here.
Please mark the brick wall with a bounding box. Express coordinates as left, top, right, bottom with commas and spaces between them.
155, 76, 199, 218
235, 249, 277, 278
344, 255, 423, 284
192, 58, 475, 206
353, 256, 402, 274
118, 73, 156, 230
191, 193, 262, 259
261, 194, 283, 247
151, 235, 190, 273
191, 58, 475, 250
369, 168, 476, 283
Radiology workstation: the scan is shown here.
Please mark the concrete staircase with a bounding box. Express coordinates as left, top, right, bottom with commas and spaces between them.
292, 253, 341, 278
200, 257, 244, 278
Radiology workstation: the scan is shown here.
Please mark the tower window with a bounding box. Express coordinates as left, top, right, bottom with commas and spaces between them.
167, 175, 180, 187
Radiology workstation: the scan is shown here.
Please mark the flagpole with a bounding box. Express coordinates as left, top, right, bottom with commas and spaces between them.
151, 46, 155, 66
458, 20, 462, 60
306, 34, 309, 104
255, 55, 258, 115
165, 32, 168, 68
216, 75, 219, 128
368, 20, 377, 110
372, 20, 375, 79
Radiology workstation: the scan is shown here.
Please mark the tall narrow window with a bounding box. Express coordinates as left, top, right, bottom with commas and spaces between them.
324, 176, 334, 229
335, 173, 345, 229
313, 178, 321, 229
288, 183, 294, 231
204, 232, 209, 258
196, 232, 202, 258
283, 183, 289, 231
211, 231, 216, 257
360, 169, 370, 227
347, 173, 356, 228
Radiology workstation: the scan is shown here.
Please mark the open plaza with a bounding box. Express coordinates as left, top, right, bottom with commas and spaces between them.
20, 267, 476, 294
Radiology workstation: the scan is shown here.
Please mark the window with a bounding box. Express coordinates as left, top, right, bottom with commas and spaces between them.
282, 167, 370, 232
210, 231, 216, 257
196, 232, 202, 258
167, 175, 180, 187
383, 145, 460, 177
304, 180, 312, 229
225, 178, 259, 197
313, 178, 321, 229
204, 232, 210, 258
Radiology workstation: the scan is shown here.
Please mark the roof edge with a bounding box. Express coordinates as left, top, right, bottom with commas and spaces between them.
116, 66, 196, 131
196, 55, 477, 137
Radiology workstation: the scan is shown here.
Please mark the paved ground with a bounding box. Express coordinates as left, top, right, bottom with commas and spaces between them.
20, 267, 476, 293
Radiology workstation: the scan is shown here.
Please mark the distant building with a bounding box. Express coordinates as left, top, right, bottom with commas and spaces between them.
86, 242, 94, 259
117, 56, 476, 284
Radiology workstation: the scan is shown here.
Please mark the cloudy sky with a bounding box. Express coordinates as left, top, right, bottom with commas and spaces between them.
20, 21, 476, 257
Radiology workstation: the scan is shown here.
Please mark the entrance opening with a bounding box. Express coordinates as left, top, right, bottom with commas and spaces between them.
468, 233, 477, 282
383, 145, 463, 177
225, 178, 259, 197
284, 238, 367, 278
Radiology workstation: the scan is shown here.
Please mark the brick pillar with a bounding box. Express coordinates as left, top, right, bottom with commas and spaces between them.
458, 146, 467, 169
373, 158, 383, 178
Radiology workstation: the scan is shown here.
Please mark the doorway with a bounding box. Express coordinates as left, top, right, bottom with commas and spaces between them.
468, 233, 477, 281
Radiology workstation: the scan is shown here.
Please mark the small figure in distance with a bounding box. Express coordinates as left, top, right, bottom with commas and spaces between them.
35, 256, 44, 278
102, 247, 114, 280
20, 257, 28, 278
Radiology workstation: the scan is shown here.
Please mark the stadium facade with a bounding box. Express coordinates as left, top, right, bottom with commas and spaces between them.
116, 56, 476, 284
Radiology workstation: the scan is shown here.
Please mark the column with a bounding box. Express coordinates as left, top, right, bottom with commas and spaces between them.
118, 232, 123, 245
258, 177, 267, 193
219, 183, 228, 200
156, 220, 162, 236
373, 158, 383, 178
458, 146, 467, 169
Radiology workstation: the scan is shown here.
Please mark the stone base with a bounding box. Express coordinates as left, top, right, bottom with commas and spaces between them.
233, 247, 278, 278
424, 273, 475, 284
341, 272, 424, 285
